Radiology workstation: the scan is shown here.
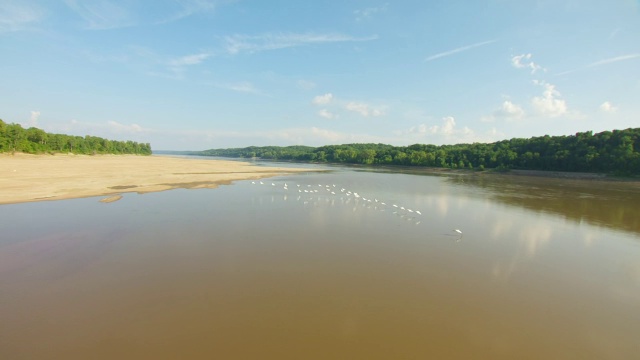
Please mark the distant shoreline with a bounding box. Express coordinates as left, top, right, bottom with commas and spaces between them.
197, 156, 640, 183
0, 153, 318, 205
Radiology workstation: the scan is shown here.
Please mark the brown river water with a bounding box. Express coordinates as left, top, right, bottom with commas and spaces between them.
1, 166, 639, 359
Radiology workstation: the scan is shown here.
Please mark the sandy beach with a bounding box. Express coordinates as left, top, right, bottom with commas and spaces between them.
0, 153, 317, 205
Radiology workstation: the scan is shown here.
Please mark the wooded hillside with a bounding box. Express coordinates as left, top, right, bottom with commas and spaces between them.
0, 119, 151, 155
196, 128, 640, 175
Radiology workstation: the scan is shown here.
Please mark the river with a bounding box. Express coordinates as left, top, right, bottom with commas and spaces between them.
1, 165, 639, 359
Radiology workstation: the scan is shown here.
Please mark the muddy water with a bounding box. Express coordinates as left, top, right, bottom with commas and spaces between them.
1, 168, 639, 359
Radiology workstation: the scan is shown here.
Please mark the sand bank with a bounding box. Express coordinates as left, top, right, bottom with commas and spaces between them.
0, 154, 318, 205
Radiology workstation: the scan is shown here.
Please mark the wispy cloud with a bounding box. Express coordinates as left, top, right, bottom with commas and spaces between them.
223, 81, 261, 94
157, 0, 220, 24
107, 120, 144, 133
0, 2, 44, 33
65, 0, 222, 30
224, 32, 378, 55
318, 109, 337, 119
311, 93, 386, 118
587, 54, 640, 68
65, 0, 136, 30
556, 54, 640, 76
354, 4, 388, 21
425, 39, 497, 62
168, 53, 211, 67
145, 51, 213, 80
345, 101, 386, 117
297, 80, 316, 90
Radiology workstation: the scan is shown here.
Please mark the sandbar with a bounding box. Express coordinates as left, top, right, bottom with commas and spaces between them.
0, 153, 318, 205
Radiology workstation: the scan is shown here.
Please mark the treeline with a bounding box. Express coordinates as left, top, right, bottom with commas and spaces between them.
0, 119, 152, 155
196, 128, 640, 175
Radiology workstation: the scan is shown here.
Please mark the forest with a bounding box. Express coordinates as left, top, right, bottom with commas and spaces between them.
196, 128, 640, 175
0, 119, 152, 155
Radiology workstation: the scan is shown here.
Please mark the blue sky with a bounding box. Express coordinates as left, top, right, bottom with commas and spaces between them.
1, 0, 639, 150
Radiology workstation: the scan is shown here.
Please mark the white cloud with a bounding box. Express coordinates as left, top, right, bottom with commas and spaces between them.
223, 81, 260, 94
397, 116, 508, 145
312, 93, 386, 119
345, 102, 369, 116
600, 101, 618, 113
161, 52, 212, 79
297, 80, 316, 90
345, 101, 386, 117
511, 53, 544, 74
484, 100, 525, 122
318, 109, 337, 119
107, 121, 144, 133
168, 53, 211, 67
407, 116, 456, 135
531, 81, 567, 117
440, 116, 456, 135
354, 4, 388, 21
312, 93, 333, 105
224, 32, 377, 55
426, 40, 497, 62
499, 101, 525, 119
28, 110, 41, 127
0, 2, 44, 32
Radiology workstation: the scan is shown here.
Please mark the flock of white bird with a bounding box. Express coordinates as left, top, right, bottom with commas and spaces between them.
250, 179, 462, 236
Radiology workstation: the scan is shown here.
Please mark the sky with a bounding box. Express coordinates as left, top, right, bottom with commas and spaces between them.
1, 0, 639, 151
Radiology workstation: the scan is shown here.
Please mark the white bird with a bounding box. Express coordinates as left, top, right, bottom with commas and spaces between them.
393, 204, 398, 208
297, 184, 301, 187
260, 181, 264, 185
415, 210, 422, 215
251, 181, 255, 184
400, 207, 405, 210
408, 209, 413, 213
271, 183, 275, 186
454, 229, 462, 234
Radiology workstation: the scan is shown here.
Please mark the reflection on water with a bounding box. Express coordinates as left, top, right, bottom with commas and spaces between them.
447, 174, 640, 236
1, 168, 639, 359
